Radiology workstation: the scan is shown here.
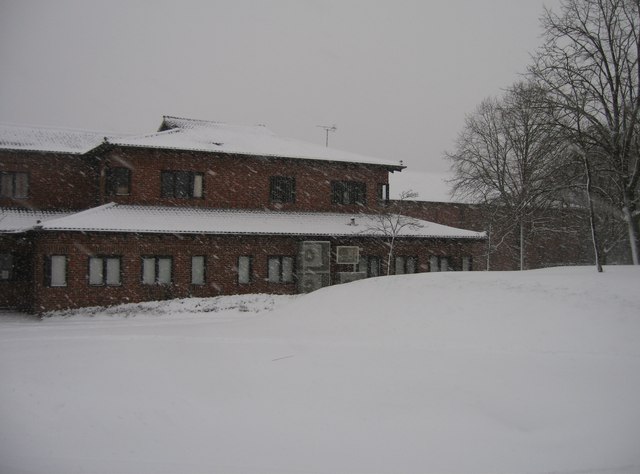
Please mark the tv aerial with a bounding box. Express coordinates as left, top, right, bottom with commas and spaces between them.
317, 124, 337, 147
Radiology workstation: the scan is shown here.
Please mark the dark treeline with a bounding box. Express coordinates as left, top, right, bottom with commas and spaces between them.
446, 0, 640, 271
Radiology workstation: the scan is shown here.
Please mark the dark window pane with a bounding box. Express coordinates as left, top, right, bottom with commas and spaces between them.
161, 172, 174, 197
175, 171, 190, 198
270, 176, 295, 203
107, 168, 130, 196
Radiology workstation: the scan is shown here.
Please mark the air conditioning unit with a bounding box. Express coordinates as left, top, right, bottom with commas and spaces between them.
299, 241, 330, 271
336, 246, 359, 264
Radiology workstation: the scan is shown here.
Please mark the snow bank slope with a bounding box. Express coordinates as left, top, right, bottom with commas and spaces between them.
1, 267, 639, 474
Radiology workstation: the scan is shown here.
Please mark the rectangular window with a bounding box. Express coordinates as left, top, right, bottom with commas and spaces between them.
47, 255, 67, 287
106, 167, 131, 196
238, 256, 252, 284
268, 256, 295, 283
0, 254, 13, 280
331, 181, 366, 205
395, 256, 418, 275
462, 256, 472, 271
191, 256, 205, 285
161, 171, 204, 198
89, 256, 121, 286
430, 255, 439, 272
377, 183, 389, 203
430, 256, 451, 272
0, 172, 29, 199
141, 256, 172, 285
358, 256, 381, 278
270, 176, 296, 203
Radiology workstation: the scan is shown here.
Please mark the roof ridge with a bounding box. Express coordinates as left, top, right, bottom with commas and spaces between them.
0, 122, 123, 136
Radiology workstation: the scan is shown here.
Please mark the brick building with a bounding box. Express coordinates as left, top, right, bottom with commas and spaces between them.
1, 117, 485, 312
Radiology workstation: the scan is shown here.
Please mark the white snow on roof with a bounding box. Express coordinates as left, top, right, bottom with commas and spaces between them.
0, 208, 73, 233
39, 203, 485, 239
107, 116, 404, 169
0, 124, 124, 154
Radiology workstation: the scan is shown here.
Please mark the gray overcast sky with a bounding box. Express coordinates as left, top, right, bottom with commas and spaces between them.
0, 0, 561, 173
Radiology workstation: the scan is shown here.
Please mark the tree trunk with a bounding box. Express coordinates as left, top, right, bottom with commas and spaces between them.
519, 221, 525, 271
584, 156, 603, 272
386, 237, 395, 276
622, 194, 640, 265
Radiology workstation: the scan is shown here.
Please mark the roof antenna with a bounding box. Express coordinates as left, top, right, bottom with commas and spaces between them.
317, 124, 337, 147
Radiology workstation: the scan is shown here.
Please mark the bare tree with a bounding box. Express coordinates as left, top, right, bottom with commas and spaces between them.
530, 0, 640, 265
446, 82, 567, 270
363, 190, 423, 275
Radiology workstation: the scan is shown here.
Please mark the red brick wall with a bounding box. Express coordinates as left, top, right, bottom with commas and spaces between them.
393, 200, 594, 270
98, 147, 390, 213
0, 151, 98, 210
30, 231, 484, 312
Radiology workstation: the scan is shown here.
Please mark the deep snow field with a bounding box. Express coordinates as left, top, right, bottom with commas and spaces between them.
1, 266, 639, 474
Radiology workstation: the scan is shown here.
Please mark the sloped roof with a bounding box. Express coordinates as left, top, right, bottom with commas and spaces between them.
106, 116, 404, 169
36, 203, 485, 239
0, 124, 124, 154
0, 208, 73, 233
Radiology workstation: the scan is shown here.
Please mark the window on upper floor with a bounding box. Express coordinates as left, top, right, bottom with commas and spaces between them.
270, 176, 296, 203
0, 172, 29, 199
89, 256, 122, 286
161, 171, 204, 199
377, 183, 390, 203
106, 167, 131, 196
331, 181, 366, 205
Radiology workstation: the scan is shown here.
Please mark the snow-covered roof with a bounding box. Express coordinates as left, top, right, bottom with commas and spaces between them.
36, 203, 485, 239
106, 116, 404, 169
0, 208, 73, 233
0, 124, 124, 154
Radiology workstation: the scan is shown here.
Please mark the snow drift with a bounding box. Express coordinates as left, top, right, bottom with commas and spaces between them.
1, 266, 639, 474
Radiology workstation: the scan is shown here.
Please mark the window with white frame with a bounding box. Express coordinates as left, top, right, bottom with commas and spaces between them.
395, 256, 417, 275
268, 256, 294, 283
46, 255, 67, 287
161, 171, 203, 198
358, 255, 381, 277
237, 256, 252, 284
191, 256, 205, 285
142, 256, 172, 285
89, 256, 121, 286
377, 183, 389, 203
429, 255, 451, 272
0, 172, 29, 199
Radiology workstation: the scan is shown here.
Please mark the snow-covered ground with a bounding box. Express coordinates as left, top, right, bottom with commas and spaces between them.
1, 267, 639, 474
